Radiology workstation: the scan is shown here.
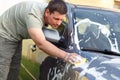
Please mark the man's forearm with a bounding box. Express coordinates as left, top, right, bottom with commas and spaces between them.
36, 40, 67, 60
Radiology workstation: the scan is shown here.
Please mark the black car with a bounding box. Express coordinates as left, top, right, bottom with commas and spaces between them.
40, 3, 120, 80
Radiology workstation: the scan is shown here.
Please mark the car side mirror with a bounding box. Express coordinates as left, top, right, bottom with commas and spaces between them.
42, 28, 61, 43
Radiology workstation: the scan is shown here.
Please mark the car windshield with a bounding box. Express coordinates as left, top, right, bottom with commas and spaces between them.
73, 7, 120, 53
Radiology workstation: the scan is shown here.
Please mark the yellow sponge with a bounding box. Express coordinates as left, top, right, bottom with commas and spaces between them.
73, 58, 87, 66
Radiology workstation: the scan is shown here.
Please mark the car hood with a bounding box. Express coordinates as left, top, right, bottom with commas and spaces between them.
64, 51, 120, 80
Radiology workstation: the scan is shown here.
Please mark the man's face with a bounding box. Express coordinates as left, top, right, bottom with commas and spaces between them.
45, 9, 66, 29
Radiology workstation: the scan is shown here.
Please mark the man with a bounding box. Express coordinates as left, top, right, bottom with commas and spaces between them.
0, 0, 82, 80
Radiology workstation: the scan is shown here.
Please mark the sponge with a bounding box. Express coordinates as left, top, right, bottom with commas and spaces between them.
73, 58, 87, 66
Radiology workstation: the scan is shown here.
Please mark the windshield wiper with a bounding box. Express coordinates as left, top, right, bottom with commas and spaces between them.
81, 48, 120, 56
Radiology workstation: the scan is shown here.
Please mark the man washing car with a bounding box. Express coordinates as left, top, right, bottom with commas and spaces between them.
0, 0, 82, 79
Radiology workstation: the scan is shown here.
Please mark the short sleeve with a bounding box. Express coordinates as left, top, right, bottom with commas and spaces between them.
26, 13, 43, 29
24, 3, 44, 29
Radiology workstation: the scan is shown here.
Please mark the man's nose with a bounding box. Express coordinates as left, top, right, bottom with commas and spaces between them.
57, 20, 62, 25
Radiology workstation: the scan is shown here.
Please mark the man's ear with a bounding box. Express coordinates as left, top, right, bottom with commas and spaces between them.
45, 9, 50, 16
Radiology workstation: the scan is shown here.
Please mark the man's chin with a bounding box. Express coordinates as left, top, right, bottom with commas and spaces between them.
52, 26, 58, 29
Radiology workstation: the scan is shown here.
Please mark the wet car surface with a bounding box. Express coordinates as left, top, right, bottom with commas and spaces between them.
40, 3, 120, 80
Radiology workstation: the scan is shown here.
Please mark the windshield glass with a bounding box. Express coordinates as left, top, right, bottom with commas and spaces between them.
73, 8, 120, 53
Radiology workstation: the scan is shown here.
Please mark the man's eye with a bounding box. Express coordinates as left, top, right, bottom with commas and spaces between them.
53, 17, 59, 20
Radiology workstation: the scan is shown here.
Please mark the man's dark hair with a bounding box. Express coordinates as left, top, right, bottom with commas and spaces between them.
46, 0, 67, 14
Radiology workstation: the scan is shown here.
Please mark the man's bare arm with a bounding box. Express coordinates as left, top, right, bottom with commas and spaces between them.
28, 27, 82, 63
28, 28, 67, 59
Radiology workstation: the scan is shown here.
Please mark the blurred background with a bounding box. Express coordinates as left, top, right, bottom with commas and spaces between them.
0, 0, 120, 80
1, 0, 120, 15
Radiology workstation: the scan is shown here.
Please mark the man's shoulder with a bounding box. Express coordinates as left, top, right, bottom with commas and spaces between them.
20, 1, 48, 11
18, 1, 48, 6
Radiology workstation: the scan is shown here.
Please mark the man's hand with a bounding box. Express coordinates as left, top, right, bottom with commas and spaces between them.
64, 53, 83, 64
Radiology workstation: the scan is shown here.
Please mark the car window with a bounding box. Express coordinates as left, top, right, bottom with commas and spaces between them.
73, 7, 120, 53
